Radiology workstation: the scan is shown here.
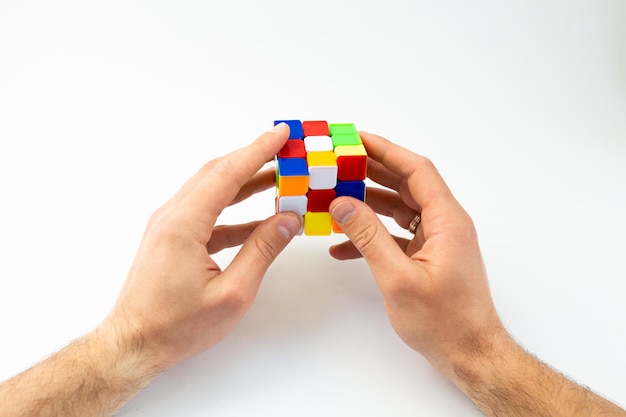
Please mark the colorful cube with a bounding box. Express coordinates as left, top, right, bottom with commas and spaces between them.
274, 119, 367, 236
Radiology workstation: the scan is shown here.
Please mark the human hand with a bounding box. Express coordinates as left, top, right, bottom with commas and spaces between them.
102, 123, 302, 371
328, 131, 509, 378
329, 131, 626, 417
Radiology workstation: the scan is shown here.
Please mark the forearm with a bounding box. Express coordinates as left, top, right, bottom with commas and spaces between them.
0, 323, 162, 417
448, 330, 626, 417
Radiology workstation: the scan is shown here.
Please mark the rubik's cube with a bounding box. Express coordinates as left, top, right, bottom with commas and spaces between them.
274, 120, 367, 235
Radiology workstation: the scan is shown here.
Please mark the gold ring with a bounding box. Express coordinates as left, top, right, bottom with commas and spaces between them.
408, 212, 421, 234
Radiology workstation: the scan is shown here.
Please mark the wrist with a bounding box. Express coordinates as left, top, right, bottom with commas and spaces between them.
436, 320, 521, 396
92, 315, 166, 386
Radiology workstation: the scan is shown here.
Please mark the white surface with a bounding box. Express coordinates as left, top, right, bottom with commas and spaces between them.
1, 1, 625, 415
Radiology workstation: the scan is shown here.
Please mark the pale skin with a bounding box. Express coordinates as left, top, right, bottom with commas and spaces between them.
0, 124, 623, 417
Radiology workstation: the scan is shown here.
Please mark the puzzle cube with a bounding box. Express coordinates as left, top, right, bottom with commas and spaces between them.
274, 120, 367, 236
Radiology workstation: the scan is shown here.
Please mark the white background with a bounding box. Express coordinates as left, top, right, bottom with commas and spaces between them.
1, 1, 625, 415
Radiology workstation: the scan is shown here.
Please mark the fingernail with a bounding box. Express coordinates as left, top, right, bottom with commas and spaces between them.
278, 215, 301, 240
330, 201, 356, 225
271, 122, 287, 132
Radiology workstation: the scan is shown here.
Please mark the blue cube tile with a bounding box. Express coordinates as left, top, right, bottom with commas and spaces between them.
274, 119, 304, 139
335, 180, 366, 201
277, 157, 308, 176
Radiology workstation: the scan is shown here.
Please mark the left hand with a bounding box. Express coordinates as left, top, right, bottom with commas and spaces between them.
102, 123, 301, 371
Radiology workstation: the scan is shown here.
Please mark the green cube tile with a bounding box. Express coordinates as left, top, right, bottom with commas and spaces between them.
329, 123, 357, 136
331, 133, 362, 147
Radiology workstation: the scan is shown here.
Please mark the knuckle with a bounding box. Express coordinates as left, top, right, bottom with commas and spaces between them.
350, 221, 379, 258
462, 217, 480, 244
415, 154, 435, 169
450, 209, 479, 243
146, 211, 190, 246
146, 205, 169, 228
379, 273, 421, 307
219, 283, 254, 310
212, 156, 249, 192
385, 271, 433, 306
404, 154, 435, 185
201, 157, 220, 173
251, 235, 280, 266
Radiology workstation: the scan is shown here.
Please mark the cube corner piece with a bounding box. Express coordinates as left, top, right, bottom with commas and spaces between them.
274, 119, 304, 139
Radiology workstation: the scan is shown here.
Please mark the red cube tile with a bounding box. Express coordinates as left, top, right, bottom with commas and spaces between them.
303, 120, 330, 137
278, 139, 306, 158
335, 144, 367, 181
337, 155, 367, 181
307, 189, 336, 212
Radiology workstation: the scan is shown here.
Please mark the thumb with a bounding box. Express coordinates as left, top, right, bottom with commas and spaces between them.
222, 212, 301, 291
330, 197, 411, 279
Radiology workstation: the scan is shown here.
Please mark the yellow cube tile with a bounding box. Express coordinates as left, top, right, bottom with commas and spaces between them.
334, 144, 367, 157
307, 151, 337, 167
304, 212, 332, 236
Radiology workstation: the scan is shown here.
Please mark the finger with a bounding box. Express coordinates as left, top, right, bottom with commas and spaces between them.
330, 235, 411, 260
360, 131, 456, 212
163, 157, 224, 210
329, 197, 415, 283
366, 187, 418, 230
367, 158, 404, 192
367, 159, 421, 213
218, 212, 301, 294
162, 129, 283, 211
179, 123, 290, 241
206, 221, 262, 254
229, 168, 275, 206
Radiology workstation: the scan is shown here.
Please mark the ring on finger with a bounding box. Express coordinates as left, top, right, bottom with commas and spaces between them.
408, 212, 422, 234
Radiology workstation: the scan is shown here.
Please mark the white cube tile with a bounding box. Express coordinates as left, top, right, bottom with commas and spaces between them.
309, 165, 338, 190
277, 195, 308, 215
304, 136, 333, 152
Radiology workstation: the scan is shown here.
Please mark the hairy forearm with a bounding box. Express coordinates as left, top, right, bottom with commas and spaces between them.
449, 331, 626, 417
0, 323, 161, 417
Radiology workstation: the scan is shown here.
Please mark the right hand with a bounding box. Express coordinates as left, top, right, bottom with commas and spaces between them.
328, 131, 510, 377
